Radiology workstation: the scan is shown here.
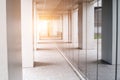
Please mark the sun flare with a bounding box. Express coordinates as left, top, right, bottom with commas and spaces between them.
37, 20, 48, 36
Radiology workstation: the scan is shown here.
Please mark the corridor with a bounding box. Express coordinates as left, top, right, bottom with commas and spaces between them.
1, 0, 120, 80
23, 43, 80, 80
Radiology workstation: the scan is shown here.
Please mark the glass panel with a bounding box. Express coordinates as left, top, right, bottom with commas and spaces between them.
98, 0, 116, 80
86, 0, 98, 80
56, 0, 120, 80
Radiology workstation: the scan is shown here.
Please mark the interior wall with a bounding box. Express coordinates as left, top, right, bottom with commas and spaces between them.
6, 0, 22, 80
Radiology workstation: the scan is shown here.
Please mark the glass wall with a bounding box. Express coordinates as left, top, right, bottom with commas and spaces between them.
57, 0, 120, 80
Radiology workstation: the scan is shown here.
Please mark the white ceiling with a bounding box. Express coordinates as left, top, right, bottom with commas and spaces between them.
35, 0, 94, 16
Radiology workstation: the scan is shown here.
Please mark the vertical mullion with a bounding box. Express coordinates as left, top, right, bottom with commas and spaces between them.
96, 0, 100, 80
115, 0, 118, 80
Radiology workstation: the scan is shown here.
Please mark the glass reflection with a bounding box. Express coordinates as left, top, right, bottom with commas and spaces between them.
57, 0, 120, 80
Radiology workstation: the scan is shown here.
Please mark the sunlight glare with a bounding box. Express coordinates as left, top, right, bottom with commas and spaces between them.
37, 20, 48, 36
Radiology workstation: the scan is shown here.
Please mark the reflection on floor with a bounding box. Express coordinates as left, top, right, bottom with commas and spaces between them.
57, 40, 120, 80
23, 40, 120, 80
23, 46, 80, 80
39, 36, 62, 40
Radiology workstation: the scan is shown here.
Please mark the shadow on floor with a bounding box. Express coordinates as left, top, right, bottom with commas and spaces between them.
34, 62, 54, 67
36, 48, 56, 50
87, 60, 112, 65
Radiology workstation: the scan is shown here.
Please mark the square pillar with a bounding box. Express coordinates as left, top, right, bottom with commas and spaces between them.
63, 14, 69, 42
21, 0, 34, 67
0, 0, 22, 80
78, 2, 94, 49
71, 9, 79, 48
68, 11, 72, 42
0, 0, 8, 80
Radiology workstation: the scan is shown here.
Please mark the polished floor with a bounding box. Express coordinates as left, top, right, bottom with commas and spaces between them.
58, 40, 120, 80
23, 40, 120, 80
23, 48, 80, 80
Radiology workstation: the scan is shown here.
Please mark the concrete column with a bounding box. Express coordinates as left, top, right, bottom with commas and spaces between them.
102, 0, 119, 64
78, 2, 94, 49
0, 0, 22, 80
71, 9, 79, 48
0, 0, 8, 80
34, 2, 37, 50
7, 0, 22, 79
57, 16, 63, 39
63, 14, 69, 42
60, 15, 63, 40
68, 11, 72, 42
21, 0, 34, 67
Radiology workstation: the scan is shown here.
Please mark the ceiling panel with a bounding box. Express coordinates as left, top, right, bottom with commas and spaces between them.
35, 0, 95, 16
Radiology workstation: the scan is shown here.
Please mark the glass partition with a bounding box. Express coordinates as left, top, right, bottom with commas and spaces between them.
56, 0, 120, 80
